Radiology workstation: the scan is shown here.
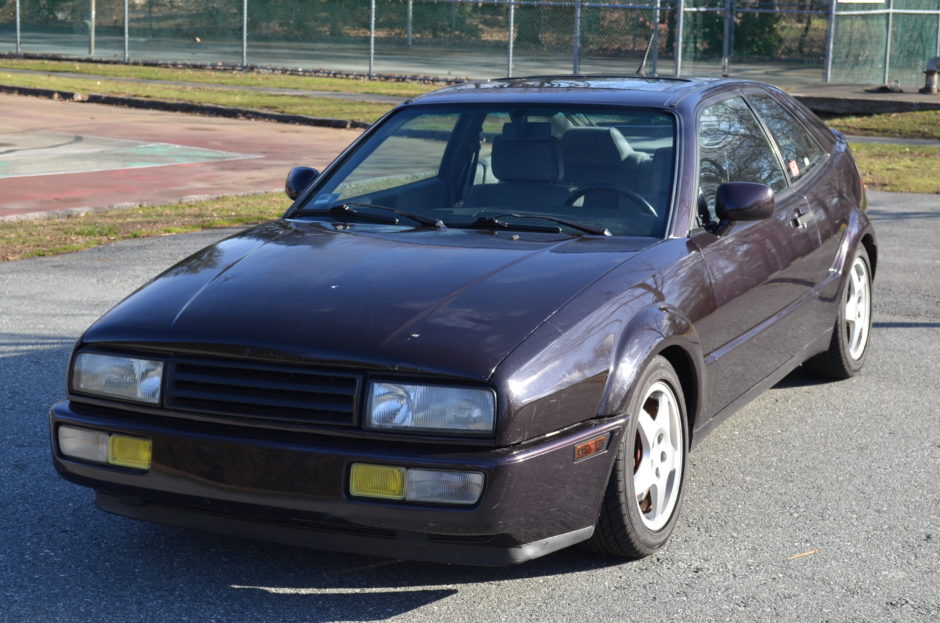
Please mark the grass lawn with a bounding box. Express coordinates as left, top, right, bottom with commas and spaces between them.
0, 71, 395, 123
0, 193, 285, 262
0, 58, 437, 98
829, 110, 940, 141
849, 143, 940, 194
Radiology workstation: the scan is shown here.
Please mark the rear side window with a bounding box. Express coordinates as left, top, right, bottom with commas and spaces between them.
749, 93, 827, 183
697, 96, 787, 221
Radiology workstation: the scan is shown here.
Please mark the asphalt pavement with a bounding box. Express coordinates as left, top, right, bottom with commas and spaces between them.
0, 191, 937, 622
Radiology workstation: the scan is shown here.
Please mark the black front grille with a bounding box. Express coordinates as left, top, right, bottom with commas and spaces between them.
165, 358, 361, 427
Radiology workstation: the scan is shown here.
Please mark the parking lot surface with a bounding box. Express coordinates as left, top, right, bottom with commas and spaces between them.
0, 191, 937, 622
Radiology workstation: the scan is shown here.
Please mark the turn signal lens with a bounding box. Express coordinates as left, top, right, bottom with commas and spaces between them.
349, 463, 405, 500
108, 435, 152, 470
574, 433, 610, 462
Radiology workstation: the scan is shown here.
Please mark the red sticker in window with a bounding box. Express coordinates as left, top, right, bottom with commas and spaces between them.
788, 160, 800, 177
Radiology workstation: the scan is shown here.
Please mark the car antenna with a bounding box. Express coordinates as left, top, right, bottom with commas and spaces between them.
635, 25, 656, 76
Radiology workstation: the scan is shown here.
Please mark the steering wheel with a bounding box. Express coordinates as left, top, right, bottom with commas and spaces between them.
565, 183, 657, 217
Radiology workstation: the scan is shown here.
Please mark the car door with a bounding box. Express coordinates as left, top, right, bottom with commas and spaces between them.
690, 95, 823, 416
746, 90, 845, 338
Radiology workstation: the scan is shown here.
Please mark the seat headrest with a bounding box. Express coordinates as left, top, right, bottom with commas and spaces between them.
561, 127, 639, 166
492, 122, 564, 183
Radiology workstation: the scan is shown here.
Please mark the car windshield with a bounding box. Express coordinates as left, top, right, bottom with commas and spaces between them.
296, 104, 677, 237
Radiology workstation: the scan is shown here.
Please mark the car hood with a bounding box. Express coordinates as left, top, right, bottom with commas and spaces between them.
82, 220, 653, 380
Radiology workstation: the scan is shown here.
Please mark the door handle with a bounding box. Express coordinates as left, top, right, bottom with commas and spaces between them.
791, 208, 814, 229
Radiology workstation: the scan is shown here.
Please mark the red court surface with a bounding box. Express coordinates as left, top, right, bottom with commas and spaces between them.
0, 93, 364, 219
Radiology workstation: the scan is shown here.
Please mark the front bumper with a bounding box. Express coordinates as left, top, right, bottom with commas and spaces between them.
50, 401, 623, 565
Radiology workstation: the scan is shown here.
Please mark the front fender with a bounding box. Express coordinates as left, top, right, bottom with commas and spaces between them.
598, 304, 706, 425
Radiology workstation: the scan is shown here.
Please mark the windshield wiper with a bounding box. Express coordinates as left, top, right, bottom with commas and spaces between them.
465, 214, 610, 237
301, 202, 446, 230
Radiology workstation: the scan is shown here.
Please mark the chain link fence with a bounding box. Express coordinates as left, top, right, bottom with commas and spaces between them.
830, 0, 940, 86
0, 0, 938, 87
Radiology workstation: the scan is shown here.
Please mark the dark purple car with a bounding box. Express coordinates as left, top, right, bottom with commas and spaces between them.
50, 77, 876, 565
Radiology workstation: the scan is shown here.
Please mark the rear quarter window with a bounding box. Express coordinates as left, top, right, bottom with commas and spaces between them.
749, 93, 828, 184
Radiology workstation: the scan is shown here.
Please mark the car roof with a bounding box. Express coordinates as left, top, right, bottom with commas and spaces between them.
407, 75, 754, 108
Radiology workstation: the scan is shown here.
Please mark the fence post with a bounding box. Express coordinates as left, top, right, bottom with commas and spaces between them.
652, 0, 661, 75
14, 0, 20, 55
369, 0, 376, 78
507, 0, 515, 77
573, 0, 582, 74
242, 0, 248, 66
675, 0, 684, 76
824, 0, 836, 82
407, 0, 413, 46
721, 0, 732, 76
883, 0, 893, 84
89, 0, 96, 55
123, 0, 129, 62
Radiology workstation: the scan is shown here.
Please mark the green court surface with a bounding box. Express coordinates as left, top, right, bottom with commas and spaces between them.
0, 130, 256, 178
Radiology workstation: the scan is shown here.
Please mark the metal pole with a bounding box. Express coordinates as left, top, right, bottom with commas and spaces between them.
651, 0, 660, 75
721, 0, 732, 76
89, 0, 96, 56
883, 0, 893, 84
824, 0, 836, 83
675, 0, 684, 76
573, 0, 582, 74
507, 0, 515, 77
407, 0, 413, 47
242, 0, 248, 67
123, 0, 129, 62
369, 0, 376, 78
15, 0, 20, 55
936, 0, 939, 58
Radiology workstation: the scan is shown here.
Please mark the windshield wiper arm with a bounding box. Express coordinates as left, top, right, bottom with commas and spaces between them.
297, 202, 446, 229
474, 214, 611, 236
338, 202, 446, 229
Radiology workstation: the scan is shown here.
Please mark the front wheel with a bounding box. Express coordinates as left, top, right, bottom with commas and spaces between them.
591, 356, 689, 558
805, 246, 873, 379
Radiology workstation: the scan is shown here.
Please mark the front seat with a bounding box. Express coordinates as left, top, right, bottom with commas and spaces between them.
561, 126, 652, 209
463, 122, 571, 209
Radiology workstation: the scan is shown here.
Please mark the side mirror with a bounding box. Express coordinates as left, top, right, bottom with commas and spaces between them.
715, 182, 774, 223
285, 167, 320, 200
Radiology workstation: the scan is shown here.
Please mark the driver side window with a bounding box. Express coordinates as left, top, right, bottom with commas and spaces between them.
697, 97, 787, 227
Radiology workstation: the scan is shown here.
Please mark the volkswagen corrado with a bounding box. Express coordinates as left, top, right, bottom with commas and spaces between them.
50, 76, 876, 565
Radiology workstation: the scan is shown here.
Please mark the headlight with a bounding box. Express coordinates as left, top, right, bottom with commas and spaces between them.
366, 382, 495, 435
71, 352, 163, 405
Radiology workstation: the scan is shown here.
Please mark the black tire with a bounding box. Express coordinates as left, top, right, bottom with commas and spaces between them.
590, 356, 689, 558
805, 246, 873, 380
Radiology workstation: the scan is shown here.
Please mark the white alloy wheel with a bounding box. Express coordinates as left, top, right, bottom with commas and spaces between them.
633, 380, 683, 532
844, 255, 872, 361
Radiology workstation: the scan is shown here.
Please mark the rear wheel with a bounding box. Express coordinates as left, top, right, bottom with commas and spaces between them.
806, 246, 872, 379
591, 356, 689, 558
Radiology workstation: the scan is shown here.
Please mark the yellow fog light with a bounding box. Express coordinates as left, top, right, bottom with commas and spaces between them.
349, 463, 405, 500
108, 434, 152, 470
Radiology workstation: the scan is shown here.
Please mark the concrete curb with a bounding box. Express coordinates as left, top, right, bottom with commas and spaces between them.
0, 84, 373, 130
793, 95, 940, 115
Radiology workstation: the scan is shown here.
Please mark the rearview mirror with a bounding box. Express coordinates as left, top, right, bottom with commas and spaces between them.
715, 182, 774, 223
285, 167, 320, 200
